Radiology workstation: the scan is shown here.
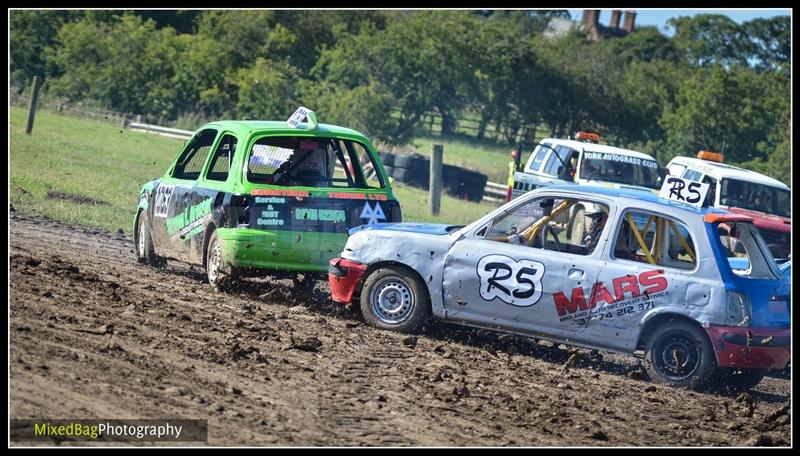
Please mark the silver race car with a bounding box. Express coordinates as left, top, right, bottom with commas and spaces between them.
329, 183, 790, 390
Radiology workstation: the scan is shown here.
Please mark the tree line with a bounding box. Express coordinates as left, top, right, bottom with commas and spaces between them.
10, 10, 790, 184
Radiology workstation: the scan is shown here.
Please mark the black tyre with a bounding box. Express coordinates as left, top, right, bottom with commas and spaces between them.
392, 154, 428, 170
379, 152, 396, 167
136, 211, 166, 268
205, 230, 239, 290
644, 320, 717, 389
392, 168, 428, 188
360, 265, 431, 333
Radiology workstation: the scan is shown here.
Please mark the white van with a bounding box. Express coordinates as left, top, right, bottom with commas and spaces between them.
666, 151, 791, 261
512, 133, 661, 241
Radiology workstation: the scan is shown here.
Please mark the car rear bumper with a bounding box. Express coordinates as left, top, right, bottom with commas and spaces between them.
328, 258, 367, 304
705, 324, 790, 370
216, 228, 345, 273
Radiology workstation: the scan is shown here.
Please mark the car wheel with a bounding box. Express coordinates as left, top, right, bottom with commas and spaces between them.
206, 230, 239, 290
644, 320, 716, 390
570, 208, 586, 243
360, 265, 430, 333
136, 211, 166, 268
713, 368, 767, 392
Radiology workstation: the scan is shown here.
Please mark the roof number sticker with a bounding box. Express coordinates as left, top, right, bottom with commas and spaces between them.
659, 176, 709, 207
287, 107, 312, 128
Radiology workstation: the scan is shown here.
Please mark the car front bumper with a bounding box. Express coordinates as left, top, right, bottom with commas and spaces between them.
328, 258, 367, 304
705, 324, 790, 370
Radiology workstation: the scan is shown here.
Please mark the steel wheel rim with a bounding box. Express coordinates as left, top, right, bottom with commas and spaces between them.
208, 238, 221, 283
370, 276, 415, 325
654, 331, 700, 381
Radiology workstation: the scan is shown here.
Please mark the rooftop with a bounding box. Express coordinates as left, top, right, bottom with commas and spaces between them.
542, 138, 656, 161
543, 184, 730, 217
199, 120, 368, 140
669, 156, 789, 189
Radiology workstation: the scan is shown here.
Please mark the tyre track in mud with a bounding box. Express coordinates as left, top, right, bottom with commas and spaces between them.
9, 213, 791, 446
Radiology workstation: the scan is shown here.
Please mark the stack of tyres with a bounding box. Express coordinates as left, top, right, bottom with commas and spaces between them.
379, 152, 488, 202
443, 165, 488, 202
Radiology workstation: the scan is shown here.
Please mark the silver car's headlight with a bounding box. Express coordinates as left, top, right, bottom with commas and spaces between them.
727, 291, 752, 327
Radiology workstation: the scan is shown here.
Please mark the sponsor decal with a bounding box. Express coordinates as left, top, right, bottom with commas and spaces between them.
254, 196, 286, 205
153, 184, 175, 218
295, 208, 346, 223
360, 201, 386, 225
584, 151, 658, 169
659, 176, 709, 207
256, 202, 284, 226
327, 191, 388, 201
166, 198, 213, 240
477, 255, 545, 307
251, 189, 310, 198
553, 269, 668, 322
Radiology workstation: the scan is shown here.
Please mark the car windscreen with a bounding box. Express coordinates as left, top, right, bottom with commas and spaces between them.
720, 178, 790, 218
580, 151, 660, 189
246, 136, 384, 189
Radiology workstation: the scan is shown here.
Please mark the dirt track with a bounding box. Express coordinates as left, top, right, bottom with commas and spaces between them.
9, 213, 792, 446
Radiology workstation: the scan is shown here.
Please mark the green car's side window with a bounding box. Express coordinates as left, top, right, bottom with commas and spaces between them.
172, 129, 218, 181
205, 134, 238, 182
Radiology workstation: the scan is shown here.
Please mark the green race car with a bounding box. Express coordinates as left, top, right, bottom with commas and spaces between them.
134, 108, 401, 288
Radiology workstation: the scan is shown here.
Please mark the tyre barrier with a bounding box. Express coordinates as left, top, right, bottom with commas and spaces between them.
377, 152, 489, 202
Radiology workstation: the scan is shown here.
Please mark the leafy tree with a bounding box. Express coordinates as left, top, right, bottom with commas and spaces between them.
230, 58, 303, 119
659, 64, 789, 166
669, 14, 749, 67
604, 26, 680, 64
315, 12, 483, 141
301, 79, 400, 143
741, 16, 790, 70
10, 11, 70, 88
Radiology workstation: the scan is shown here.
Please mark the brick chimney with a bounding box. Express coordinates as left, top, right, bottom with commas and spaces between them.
610, 10, 622, 29
581, 10, 600, 27
622, 10, 637, 33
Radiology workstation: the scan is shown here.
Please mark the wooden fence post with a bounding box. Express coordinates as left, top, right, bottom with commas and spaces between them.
25, 76, 42, 135
429, 144, 443, 216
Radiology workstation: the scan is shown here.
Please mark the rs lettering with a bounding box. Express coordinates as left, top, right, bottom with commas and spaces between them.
484, 262, 512, 295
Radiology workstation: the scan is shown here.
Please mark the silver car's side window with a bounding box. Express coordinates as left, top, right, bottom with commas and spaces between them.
612, 210, 697, 271
483, 196, 610, 256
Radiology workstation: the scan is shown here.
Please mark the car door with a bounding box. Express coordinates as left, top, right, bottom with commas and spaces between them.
151, 127, 219, 261
442, 193, 609, 342
186, 131, 240, 264
589, 208, 700, 352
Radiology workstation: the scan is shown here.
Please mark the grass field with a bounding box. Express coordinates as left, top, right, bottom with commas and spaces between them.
10, 107, 501, 234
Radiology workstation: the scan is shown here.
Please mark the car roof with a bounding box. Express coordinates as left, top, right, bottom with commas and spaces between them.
539, 184, 730, 218
668, 156, 789, 189
199, 120, 369, 141
540, 138, 656, 161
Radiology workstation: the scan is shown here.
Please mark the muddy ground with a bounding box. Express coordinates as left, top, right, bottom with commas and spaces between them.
9, 213, 792, 446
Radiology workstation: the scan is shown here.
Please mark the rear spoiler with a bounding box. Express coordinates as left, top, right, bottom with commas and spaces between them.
704, 213, 754, 224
